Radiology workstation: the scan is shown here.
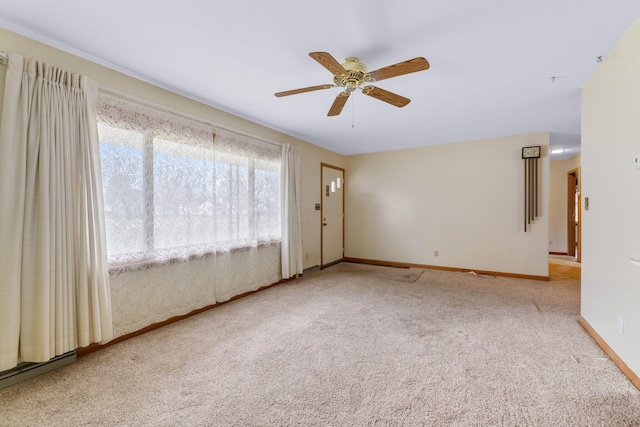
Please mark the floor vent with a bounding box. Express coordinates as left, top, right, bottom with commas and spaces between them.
0, 351, 77, 390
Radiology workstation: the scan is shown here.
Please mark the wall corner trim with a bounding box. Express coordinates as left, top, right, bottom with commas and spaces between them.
578, 316, 640, 391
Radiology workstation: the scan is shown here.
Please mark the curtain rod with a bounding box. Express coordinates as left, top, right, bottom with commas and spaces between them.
99, 86, 282, 148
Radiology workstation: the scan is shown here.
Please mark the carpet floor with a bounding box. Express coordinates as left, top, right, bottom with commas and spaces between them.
1, 260, 639, 426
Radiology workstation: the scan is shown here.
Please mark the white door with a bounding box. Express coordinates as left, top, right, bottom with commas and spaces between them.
321, 164, 344, 268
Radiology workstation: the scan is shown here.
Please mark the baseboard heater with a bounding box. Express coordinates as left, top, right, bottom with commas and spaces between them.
0, 350, 77, 390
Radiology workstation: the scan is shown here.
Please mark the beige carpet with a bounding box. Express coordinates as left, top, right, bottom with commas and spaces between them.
2, 262, 639, 426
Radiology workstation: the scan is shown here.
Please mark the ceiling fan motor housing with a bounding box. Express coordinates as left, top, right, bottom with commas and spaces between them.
334, 57, 372, 91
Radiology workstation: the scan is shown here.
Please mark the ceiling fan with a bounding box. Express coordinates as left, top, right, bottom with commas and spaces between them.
275, 52, 430, 116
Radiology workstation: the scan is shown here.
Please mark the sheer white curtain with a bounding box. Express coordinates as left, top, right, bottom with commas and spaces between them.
0, 54, 112, 371
96, 95, 282, 265
96, 91, 220, 264
281, 143, 303, 278
96, 94, 283, 306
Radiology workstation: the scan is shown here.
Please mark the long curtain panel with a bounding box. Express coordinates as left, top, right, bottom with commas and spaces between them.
281, 143, 303, 278
0, 54, 112, 371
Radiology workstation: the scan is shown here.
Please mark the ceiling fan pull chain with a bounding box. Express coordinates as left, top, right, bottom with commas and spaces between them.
352, 94, 355, 128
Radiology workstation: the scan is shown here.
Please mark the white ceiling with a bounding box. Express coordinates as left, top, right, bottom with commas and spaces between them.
1, 1, 639, 159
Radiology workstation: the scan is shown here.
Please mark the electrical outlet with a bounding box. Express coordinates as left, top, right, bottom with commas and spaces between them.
305, 253, 309, 261
617, 315, 624, 335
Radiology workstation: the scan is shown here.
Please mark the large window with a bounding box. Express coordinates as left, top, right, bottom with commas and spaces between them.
97, 93, 281, 265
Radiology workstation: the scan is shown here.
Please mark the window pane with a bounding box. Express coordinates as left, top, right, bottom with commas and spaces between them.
256, 159, 281, 240
98, 123, 145, 259
215, 155, 250, 246
153, 138, 216, 251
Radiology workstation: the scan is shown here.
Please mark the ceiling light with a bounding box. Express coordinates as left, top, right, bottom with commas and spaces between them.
551, 149, 564, 154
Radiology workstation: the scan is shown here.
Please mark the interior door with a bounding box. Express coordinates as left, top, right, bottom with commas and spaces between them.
567, 168, 581, 262
321, 164, 345, 268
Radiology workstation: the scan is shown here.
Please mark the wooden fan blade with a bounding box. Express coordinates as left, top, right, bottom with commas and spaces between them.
328, 91, 350, 116
362, 86, 410, 108
309, 52, 347, 76
275, 84, 334, 97
367, 57, 430, 82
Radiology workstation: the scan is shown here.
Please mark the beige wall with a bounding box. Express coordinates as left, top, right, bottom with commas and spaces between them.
0, 28, 345, 272
345, 133, 550, 277
582, 17, 640, 377
548, 153, 581, 254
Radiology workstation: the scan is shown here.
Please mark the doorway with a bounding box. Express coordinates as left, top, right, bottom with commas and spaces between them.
321, 163, 345, 269
567, 168, 581, 262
